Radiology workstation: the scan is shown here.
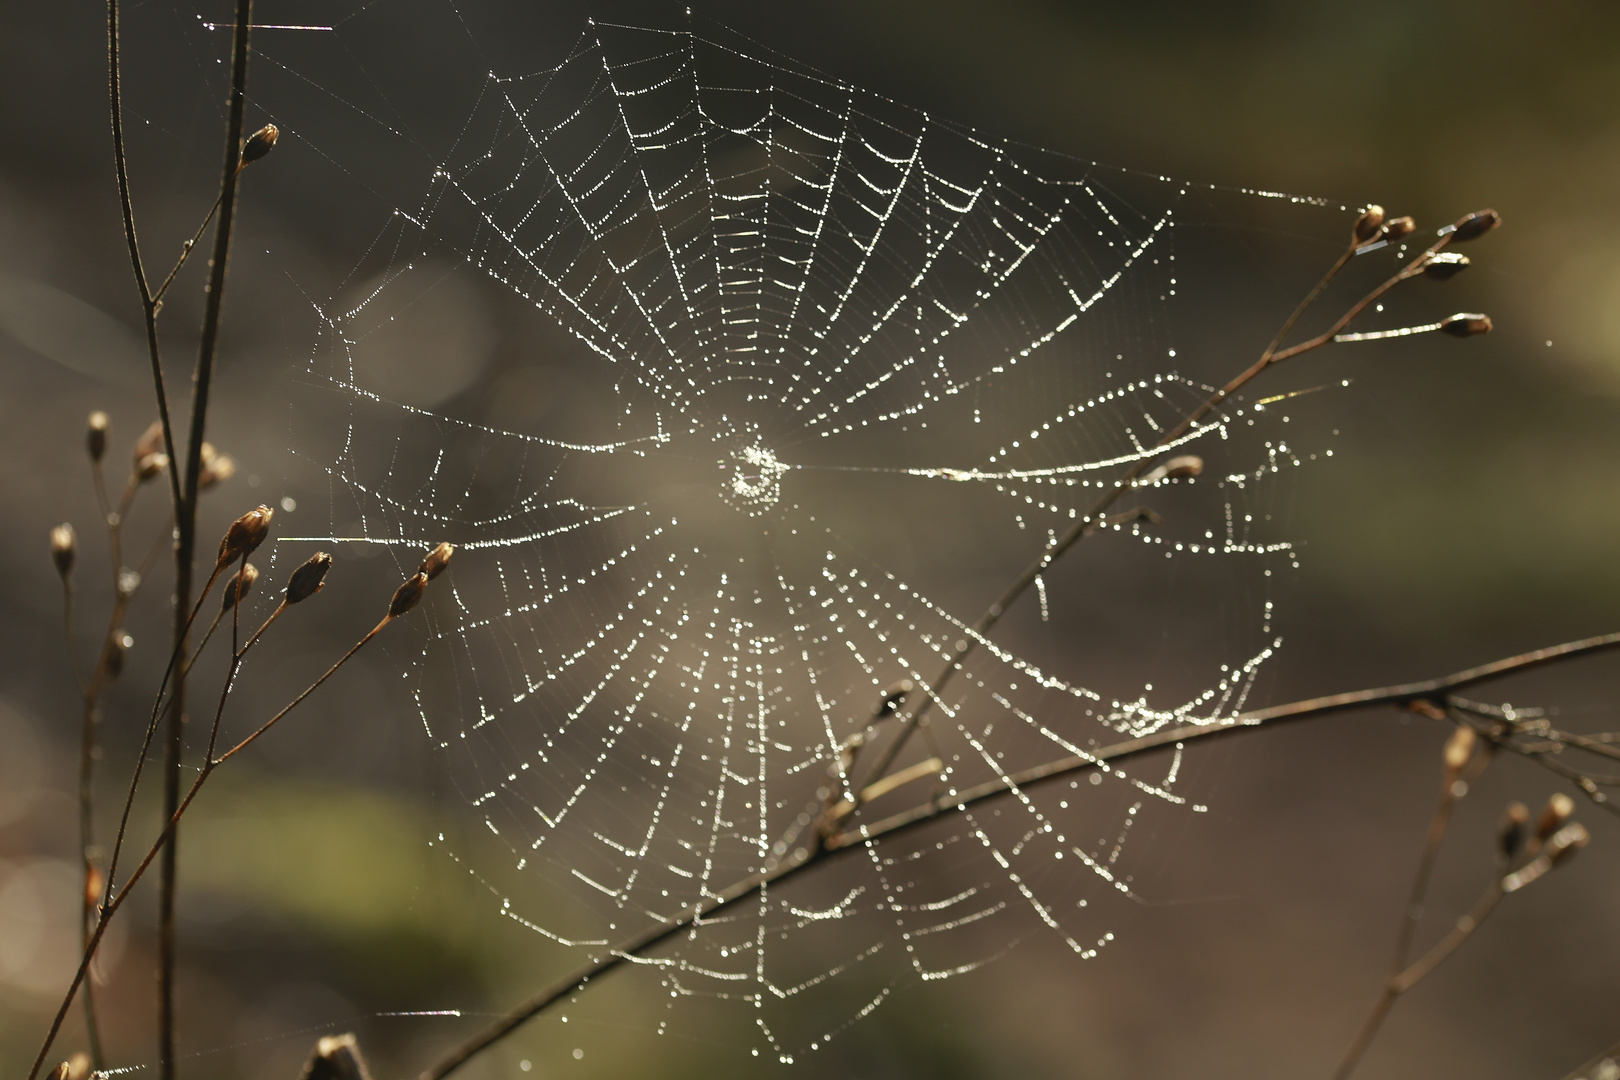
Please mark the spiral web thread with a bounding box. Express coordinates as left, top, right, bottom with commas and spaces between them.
281, 17, 1333, 1060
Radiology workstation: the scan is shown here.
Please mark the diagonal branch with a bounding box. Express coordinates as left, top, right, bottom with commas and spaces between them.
418, 629, 1620, 1080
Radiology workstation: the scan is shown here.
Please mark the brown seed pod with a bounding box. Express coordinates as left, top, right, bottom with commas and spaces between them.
388, 572, 430, 618
1440, 313, 1493, 338
1382, 215, 1417, 241
84, 863, 105, 912
132, 419, 164, 463
221, 563, 260, 612
1442, 724, 1477, 776
285, 552, 333, 604
47, 1062, 71, 1080
1161, 455, 1203, 479
1352, 204, 1386, 243
198, 443, 237, 490
87, 411, 109, 463
135, 452, 169, 482
1139, 454, 1203, 486
1534, 792, 1575, 845
107, 631, 132, 677
240, 123, 280, 166
1422, 252, 1470, 280
1496, 802, 1528, 862
218, 505, 274, 565
50, 523, 76, 578
200, 454, 236, 489
1451, 208, 1502, 242
1546, 821, 1589, 868
419, 542, 455, 580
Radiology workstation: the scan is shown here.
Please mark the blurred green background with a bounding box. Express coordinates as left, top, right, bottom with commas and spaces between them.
2, 2, 1619, 1079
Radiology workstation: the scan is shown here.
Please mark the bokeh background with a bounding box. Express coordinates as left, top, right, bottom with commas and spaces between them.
3, 2, 1619, 1079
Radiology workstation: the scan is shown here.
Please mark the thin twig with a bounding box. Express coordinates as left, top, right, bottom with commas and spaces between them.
96, 560, 229, 940
1331, 879, 1505, 1080
1330, 710, 1478, 1080
28, 605, 390, 1080
418, 630, 1619, 1080
150, 190, 226, 306
58, 569, 104, 1068
108, 0, 182, 516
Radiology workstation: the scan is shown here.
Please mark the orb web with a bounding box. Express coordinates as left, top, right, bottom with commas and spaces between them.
268, 14, 1340, 1059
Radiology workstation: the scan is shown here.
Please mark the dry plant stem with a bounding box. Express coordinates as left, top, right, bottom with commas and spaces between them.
107, 0, 182, 516
160, 4, 253, 1070
97, 559, 227, 937
420, 629, 1618, 1080
1393, 765, 1466, 975
855, 231, 1455, 805
151, 190, 226, 306
28, 610, 387, 1080
1331, 880, 1507, 1080
58, 573, 104, 1068
1330, 723, 1478, 1080
69, 471, 159, 1067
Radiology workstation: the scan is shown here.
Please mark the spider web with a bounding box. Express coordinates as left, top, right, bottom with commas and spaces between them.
269, 14, 1339, 1060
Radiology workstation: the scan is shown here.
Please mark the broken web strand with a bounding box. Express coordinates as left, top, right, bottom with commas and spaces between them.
261, 13, 1350, 1064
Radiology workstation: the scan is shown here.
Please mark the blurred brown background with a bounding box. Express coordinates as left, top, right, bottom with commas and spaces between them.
2, 2, 1619, 1079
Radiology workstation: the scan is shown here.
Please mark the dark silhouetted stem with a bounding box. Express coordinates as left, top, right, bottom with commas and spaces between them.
160, 2, 253, 1072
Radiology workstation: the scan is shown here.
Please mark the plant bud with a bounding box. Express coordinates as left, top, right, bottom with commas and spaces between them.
108, 631, 132, 677
133, 419, 164, 463
1450, 208, 1501, 242
198, 443, 236, 490
1534, 792, 1575, 844
285, 552, 332, 604
1139, 454, 1204, 486
87, 411, 109, 462
201, 454, 236, 488
47, 1062, 70, 1080
1352, 204, 1385, 243
1423, 252, 1470, 280
136, 452, 169, 482
419, 542, 455, 580
84, 863, 104, 911
240, 123, 280, 166
1161, 455, 1203, 479
218, 505, 274, 565
51, 523, 76, 578
304, 1033, 373, 1080
221, 563, 259, 611
1440, 313, 1493, 338
1546, 821, 1589, 868
1382, 215, 1417, 241
1442, 724, 1476, 775
388, 571, 429, 618
1497, 801, 1528, 861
